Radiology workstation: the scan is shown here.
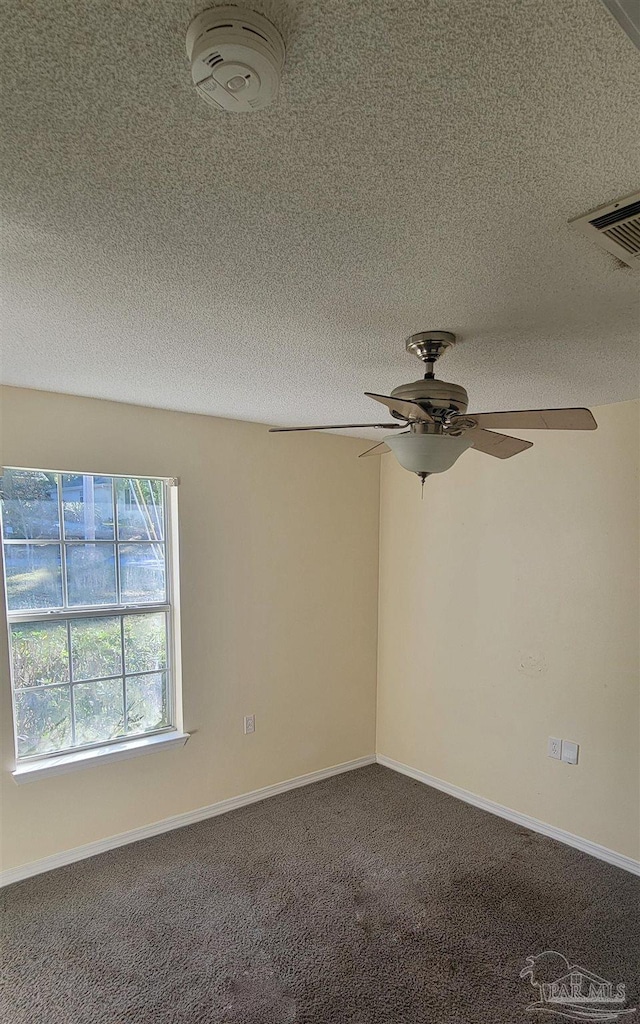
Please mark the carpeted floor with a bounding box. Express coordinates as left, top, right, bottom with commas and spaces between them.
1, 764, 638, 1023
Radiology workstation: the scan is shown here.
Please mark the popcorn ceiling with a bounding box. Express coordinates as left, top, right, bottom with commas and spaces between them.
1, 0, 638, 436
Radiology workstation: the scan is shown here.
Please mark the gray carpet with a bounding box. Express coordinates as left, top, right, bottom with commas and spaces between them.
1, 764, 638, 1023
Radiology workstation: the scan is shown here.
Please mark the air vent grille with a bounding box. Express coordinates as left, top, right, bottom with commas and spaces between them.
590, 199, 640, 229
569, 191, 640, 271
603, 219, 640, 255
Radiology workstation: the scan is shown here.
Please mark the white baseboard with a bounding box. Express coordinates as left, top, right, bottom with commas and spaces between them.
0, 754, 376, 888
5, 753, 637, 886
376, 754, 640, 877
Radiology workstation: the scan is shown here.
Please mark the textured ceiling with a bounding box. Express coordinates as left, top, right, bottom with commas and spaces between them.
1, 0, 639, 438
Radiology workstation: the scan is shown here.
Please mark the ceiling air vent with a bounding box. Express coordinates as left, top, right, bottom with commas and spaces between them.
569, 191, 640, 271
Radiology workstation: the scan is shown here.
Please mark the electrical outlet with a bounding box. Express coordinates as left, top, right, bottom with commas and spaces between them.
243, 714, 256, 735
547, 736, 562, 760
561, 739, 579, 765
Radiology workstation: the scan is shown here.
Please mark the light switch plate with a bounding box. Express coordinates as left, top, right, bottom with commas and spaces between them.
561, 739, 579, 765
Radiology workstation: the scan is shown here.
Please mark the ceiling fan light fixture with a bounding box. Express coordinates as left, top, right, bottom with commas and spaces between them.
385, 432, 475, 475
269, 330, 598, 490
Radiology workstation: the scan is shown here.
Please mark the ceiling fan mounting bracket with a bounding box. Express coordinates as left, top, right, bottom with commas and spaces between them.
405, 331, 456, 366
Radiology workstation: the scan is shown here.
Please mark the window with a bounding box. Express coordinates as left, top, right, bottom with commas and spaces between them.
1, 468, 182, 765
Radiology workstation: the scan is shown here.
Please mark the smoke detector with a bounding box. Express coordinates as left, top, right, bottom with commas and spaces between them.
186, 6, 285, 113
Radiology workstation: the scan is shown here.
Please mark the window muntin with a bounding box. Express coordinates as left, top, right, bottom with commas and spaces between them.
1, 469, 176, 761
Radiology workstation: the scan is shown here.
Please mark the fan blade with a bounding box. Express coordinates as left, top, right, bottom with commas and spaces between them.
469, 428, 534, 459
269, 422, 405, 433
455, 408, 597, 431
364, 393, 434, 422
359, 442, 391, 458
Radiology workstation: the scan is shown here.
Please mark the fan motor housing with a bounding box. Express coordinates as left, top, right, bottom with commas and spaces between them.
391, 379, 469, 417
186, 6, 285, 112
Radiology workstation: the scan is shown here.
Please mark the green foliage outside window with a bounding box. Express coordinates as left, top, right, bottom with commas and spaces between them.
2, 469, 173, 760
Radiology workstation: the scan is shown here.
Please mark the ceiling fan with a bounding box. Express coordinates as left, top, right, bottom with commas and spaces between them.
270, 332, 597, 491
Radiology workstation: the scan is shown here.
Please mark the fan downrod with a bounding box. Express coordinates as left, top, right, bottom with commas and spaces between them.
406, 331, 456, 379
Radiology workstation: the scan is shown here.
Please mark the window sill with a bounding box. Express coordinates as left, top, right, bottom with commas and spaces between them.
12, 731, 190, 784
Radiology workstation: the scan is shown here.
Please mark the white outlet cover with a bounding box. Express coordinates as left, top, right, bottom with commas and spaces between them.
561, 739, 579, 765
243, 715, 256, 735
547, 736, 562, 760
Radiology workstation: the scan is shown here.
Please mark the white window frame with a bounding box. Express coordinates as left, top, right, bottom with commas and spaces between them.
1, 467, 187, 781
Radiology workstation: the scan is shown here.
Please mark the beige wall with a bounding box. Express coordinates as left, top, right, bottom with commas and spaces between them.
377, 400, 640, 860
2, 387, 638, 872
0, 386, 380, 871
